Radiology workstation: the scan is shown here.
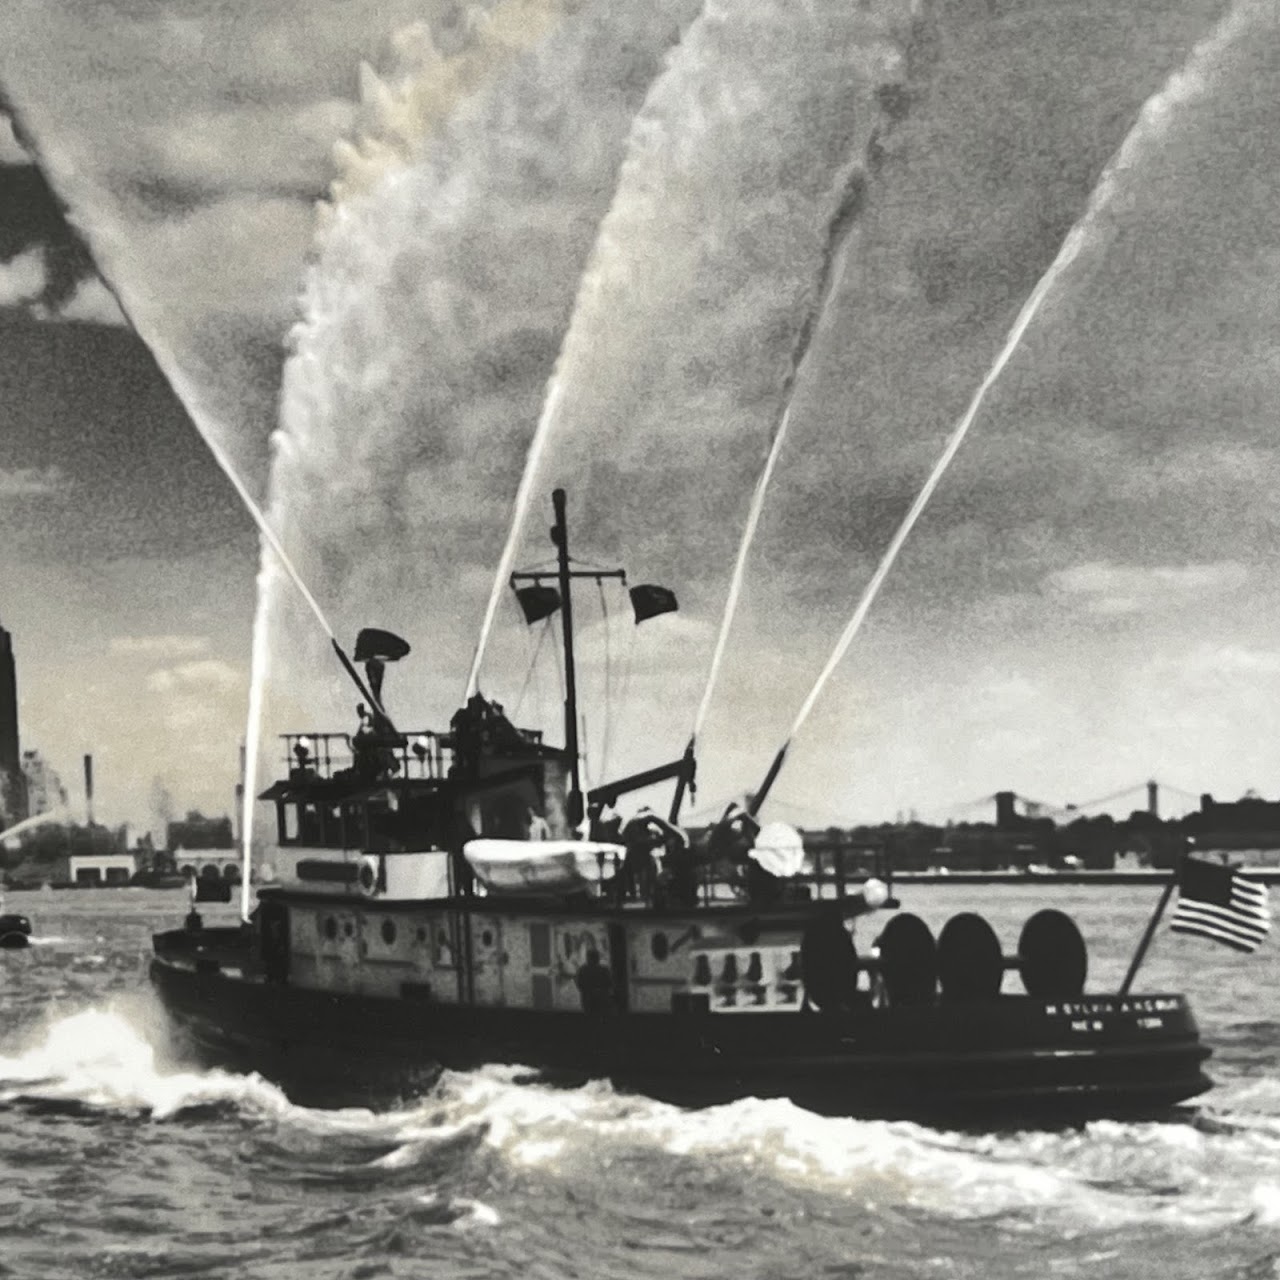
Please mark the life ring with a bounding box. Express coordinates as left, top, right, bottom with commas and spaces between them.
0, 914, 32, 950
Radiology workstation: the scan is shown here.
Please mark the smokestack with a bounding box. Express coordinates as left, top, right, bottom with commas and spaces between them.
995, 791, 1017, 829
1147, 779, 1159, 817
83, 753, 94, 826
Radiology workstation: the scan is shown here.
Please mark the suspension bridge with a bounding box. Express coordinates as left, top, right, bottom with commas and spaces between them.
918, 780, 1206, 827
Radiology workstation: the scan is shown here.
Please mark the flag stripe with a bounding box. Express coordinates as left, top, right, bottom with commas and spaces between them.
1172, 897, 1270, 932
1175, 894, 1271, 925
1170, 909, 1269, 949
1170, 922, 1259, 953
1170, 866, 1271, 953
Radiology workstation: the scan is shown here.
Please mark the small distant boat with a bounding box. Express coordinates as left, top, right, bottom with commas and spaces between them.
0, 911, 32, 949
150, 491, 1213, 1123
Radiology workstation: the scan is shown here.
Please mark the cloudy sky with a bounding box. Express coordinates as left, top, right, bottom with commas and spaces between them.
1, 0, 1278, 831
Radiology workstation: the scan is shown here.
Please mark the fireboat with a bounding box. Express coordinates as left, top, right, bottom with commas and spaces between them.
150, 491, 1212, 1120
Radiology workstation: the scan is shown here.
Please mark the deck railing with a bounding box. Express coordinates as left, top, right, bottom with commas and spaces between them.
281, 731, 452, 781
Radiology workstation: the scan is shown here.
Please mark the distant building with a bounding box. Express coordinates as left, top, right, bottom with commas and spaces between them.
68, 852, 136, 886
167, 811, 234, 851
22, 749, 67, 818
173, 847, 241, 883
1185, 793, 1280, 852
0, 622, 27, 827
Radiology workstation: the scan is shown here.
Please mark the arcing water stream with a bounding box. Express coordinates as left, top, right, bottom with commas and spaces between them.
254, 1, 707, 782
464, 0, 920, 786
749, 0, 1263, 812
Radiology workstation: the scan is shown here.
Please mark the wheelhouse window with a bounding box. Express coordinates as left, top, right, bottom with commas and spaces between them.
276, 800, 330, 847
364, 788, 447, 852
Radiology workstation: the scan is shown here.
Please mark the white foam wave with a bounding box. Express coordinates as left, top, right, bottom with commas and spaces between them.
0, 1008, 297, 1119
379, 1066, 1280, 1233
9, 1011, 1280, 1233
414, 1191, 502, 1230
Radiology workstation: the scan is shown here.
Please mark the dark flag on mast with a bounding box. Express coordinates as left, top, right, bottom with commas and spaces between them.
514, 584, 561, 624
353, 628, 411, 707
353, 628, 411, 662
1170, 856, 1271, 953
630, 583, 678, 624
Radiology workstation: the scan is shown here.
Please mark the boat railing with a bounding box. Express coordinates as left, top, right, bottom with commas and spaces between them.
584, 838, 892, 910
281, 723, 548, 784
281, 731, 453, 781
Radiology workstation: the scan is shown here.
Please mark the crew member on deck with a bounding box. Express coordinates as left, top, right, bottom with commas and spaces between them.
352, 703, 397, 780
527, 806, 551, 841
574, 948, 614, 1016
619, 810, 663, 902
662, 825, 700, 910
706, 803, 760, 883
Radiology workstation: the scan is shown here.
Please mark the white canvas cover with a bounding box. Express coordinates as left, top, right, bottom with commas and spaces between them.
463, 839, 623, 894
749, 821, 806, 878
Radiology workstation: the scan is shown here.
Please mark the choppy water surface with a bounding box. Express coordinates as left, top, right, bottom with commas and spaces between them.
2, 884, 1279, 1279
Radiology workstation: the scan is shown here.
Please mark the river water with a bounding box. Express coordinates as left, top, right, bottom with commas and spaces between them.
1, 884, 1278, 1279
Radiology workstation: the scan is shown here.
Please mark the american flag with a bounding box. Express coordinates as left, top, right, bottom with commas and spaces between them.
1170, 856, 1272, 953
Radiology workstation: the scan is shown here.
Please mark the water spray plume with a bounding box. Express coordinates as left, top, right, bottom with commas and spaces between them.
750, 0, 1254, 815
466, 1, 884, 704
689, 160, 865, 749
239, 555, 280, 920
465, 375, 566, 699
329, 0, 575, 209
204, 436, 337, 644
0, 806, 70, 845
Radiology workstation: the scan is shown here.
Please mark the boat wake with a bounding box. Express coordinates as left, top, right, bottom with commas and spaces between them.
0, 1006, 298, 1121
6, 1007, 1280, 1233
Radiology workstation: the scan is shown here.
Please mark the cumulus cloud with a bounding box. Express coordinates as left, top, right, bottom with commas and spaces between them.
1045, 561, 1249, 614
0, 465, 64, 496
1157, 643, 1280, 682
145, 658, 246, 737
0, 245, 45, 306
110, 634, 210, 658
146, 658, 243, 695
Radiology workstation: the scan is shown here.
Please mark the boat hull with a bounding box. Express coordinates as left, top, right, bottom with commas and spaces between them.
149, 939, 1212, 1122
0, 914, 32, 949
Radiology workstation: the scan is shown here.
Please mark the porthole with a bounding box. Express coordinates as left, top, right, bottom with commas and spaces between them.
481, 928, 494, 947
416, 926, 428, 944
343, 919, 355, 939
323, 916, 338, 941
381, 918, 397, 946
651, 932, 670, 962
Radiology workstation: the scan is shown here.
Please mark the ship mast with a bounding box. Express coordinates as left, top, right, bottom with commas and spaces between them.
511, 489, 623, 828
552, 488, 583, 826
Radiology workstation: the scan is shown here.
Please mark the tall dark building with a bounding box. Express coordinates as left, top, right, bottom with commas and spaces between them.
0, 622, 27, 826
